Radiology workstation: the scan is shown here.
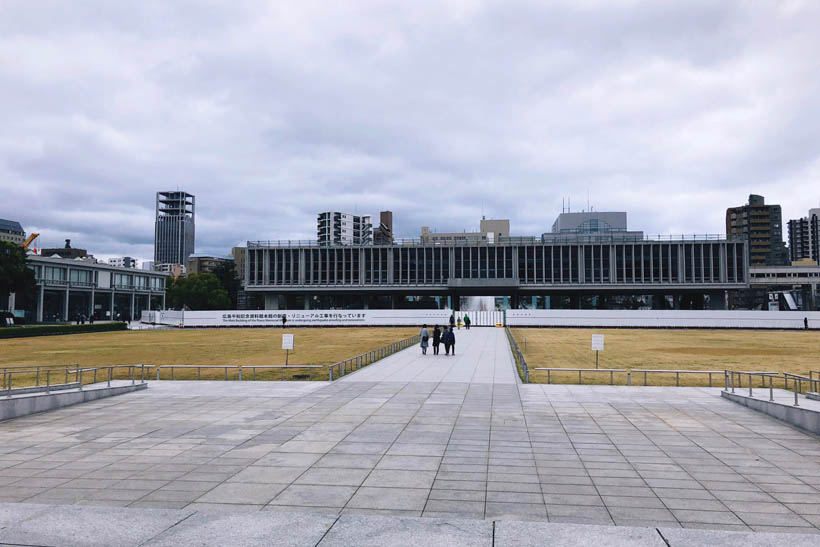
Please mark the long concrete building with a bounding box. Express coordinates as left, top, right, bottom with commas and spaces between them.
245, 237, 749, 310
17, 256, 167, 323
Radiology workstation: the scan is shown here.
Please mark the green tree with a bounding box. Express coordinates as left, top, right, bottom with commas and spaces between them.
166, 273, 230, 310
0, 241, 36, 307
212, 260, 241, 308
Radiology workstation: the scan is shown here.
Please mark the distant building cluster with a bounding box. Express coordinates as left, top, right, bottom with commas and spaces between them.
4, 189, 820, 320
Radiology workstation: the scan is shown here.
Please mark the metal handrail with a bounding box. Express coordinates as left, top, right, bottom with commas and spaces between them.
724, 369, 782, 402
533, 367, 625, 385
328, 334, 420, 380
505, 327, 529, 383
632, 369, 725, 387
5, 364, 148, 397
783, 372, 820, 407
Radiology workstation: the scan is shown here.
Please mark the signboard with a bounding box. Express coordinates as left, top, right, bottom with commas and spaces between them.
282, 334, 294, 350
149, 309, 453, 328
591, 334, 604, 351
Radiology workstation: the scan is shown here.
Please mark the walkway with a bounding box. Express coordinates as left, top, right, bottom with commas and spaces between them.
341, 327, 518, 384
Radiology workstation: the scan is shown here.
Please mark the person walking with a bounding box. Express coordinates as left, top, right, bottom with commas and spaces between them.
805, 317, 809, 330
281, 314, 287, 329
442, 327, 452, 355
464, 314, 471, 330
449, 313, 456, 330
445, 327, 456, 355
432, 325, 442, 355
420, 324, 430, 355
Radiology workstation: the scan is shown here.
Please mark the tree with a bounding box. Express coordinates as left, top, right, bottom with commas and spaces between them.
212, 260, 241, 308
165, 273, 230, 310
0, 241, 37, 308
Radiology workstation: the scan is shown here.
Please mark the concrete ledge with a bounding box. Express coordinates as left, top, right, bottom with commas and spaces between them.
806, 392, 820, 402
721, 390, 820, 434
5, 382, 80, 396
0, 383, 147, 422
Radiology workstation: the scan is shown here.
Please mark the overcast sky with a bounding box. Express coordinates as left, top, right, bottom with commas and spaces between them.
2, 1, 819, 262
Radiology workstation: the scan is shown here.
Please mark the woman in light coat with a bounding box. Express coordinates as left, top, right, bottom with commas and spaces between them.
419, 324, 430, 355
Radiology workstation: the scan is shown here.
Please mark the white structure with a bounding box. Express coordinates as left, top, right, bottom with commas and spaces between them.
317, 211, 372, 246
108, 256, 137, 268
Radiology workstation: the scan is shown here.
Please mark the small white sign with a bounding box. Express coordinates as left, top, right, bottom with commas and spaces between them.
591, 334, 604, 351
282, 334, 294, 350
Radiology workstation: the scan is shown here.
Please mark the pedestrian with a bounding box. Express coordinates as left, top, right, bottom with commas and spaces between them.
432, 325, 442, 355
281, 314, 287, 329
420, 324, 430, 355
464, 314, 471, 330
805, 317, 809, 330
449, 313, 456, 330
443, 327, 456, 355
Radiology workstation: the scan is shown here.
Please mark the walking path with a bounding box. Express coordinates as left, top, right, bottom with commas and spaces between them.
341, 327, 518, 384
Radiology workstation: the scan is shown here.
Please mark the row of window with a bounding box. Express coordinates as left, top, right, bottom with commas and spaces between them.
248, 242, 746, 286
31, 265, 164, 290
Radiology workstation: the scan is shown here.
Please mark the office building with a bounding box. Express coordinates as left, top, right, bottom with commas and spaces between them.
787, 208, 820, 265
186, 253, 233, 275
420, 218, 510, 245
317, 211, 372, 246
108, 256, 137, 269
154, 263, 186, 277
373, 211, 394, 245
41, 240, 91, 260
0, 219, 25, 245
141, 261, 155, 271
726, 195, 788, 266
543, 211, 644, 243
154, 191, 195, 265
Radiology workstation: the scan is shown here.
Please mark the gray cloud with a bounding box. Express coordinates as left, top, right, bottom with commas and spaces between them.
2, 0, 819, 261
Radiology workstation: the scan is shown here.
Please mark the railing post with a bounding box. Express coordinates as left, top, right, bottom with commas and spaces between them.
78, 367, 84, 391
131, 365, 135, 385
36, 367, 40, 387
156, 367, 160, 381
329, 366, 333, 381
627, 370, 631, 386
578, 370, 582, 385
731, 372, 735, 393
224, 367, 228, 381
547, 370, 551, 384
708, 372, 712, 388
610, 370, 614, 385
644, 371, 647, 386
93, 368, 97, 384
107, 367, 112, 387
46, 370, 51, 393
238, 367, 242, 381
676, 372, 680, 387
64, 367, 69, 385
769, 381, 774, 402
197, 367, 201, 381
141, 364, 145, 383
5, 372, 10, 398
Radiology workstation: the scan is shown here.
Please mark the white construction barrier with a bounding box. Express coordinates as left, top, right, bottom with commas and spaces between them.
142, 309, 453, 328
506, 310, 820, 329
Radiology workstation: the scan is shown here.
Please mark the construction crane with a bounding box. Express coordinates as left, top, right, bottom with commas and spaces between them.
21, 232, 39, 252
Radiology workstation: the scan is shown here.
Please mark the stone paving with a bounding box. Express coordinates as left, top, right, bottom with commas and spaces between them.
0, 329, 819, 538
341, 327, 517, 383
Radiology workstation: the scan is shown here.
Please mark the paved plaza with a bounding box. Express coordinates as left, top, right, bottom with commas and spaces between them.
1, 328, 820, 544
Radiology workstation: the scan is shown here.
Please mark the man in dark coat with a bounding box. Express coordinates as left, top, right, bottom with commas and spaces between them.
432, 325, 442, 355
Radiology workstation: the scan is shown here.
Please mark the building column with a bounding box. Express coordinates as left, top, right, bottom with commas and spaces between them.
161, 293, 166, 310
304, 294, 310, 310
37, 285, 44, 323
89, 289, 95, 319
110, 291, 115, 321
130, 292, 135, 321
7, 292, 15, 312
147, 292, 151, 311
63, 288, 70, 322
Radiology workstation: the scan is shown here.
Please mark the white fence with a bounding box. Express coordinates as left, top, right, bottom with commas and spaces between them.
506, 310, 820, 329
142, 309, 454, 328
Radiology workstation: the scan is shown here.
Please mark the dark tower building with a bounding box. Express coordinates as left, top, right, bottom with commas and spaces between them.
373, 211, 394, 245
726, 194, 788, 266
154, 191, 195, 265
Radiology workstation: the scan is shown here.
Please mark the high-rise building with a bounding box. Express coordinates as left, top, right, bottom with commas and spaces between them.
0, 219, 25, 245
373, 211, 394, 245
154, 191, 195, 265
108, 256, 137, 268
787, 208, 820, 264
317, 211, 372, 246
726, 194, 788, 266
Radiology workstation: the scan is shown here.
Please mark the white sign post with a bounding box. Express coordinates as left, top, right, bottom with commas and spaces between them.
591, 334, 604, 369
282, 334, 294, 366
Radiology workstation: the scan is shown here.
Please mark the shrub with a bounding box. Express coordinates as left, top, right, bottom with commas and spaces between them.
0, 322, 128, 339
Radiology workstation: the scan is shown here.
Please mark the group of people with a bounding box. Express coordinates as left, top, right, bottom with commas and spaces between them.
419, 324, 456, 355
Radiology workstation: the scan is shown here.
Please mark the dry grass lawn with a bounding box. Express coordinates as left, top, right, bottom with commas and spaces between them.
511, 328, 820, 386
0, 327, 417, 384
